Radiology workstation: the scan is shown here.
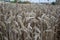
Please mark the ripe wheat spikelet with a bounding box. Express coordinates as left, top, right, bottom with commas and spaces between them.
0, 3, 60, 40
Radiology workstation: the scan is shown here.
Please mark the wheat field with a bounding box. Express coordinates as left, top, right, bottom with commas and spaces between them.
0, 3, 60, 40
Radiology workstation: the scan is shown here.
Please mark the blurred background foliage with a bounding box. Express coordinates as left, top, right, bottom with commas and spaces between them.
0, 0, 31, 4
10, 0, 31, 4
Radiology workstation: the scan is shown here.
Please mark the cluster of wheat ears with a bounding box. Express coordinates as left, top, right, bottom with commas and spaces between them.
0, 3, 60, 40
